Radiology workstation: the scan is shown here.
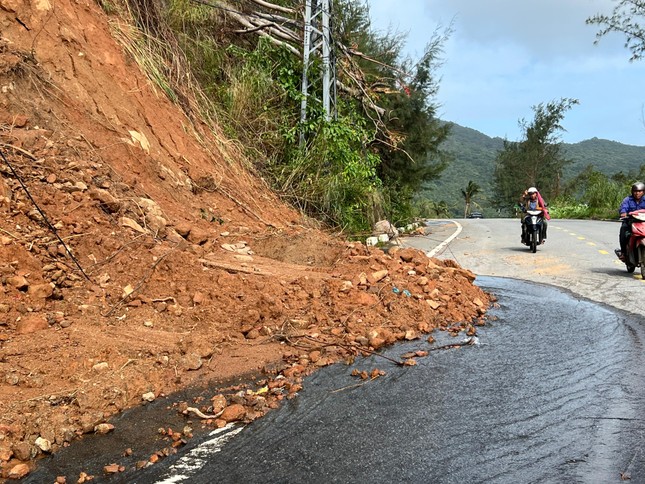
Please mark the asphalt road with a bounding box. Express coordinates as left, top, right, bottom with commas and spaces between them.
121, 276, 645, 484
404, 217, 645, 318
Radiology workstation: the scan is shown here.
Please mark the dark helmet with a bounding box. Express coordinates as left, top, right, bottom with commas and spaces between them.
632, 181, 645, 193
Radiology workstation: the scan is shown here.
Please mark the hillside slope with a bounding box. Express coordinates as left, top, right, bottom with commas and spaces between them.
0, 0, 490, 479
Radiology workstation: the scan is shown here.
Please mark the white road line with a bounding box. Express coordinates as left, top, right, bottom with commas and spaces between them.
426, 220, 462, 258
156, 424, 244, 483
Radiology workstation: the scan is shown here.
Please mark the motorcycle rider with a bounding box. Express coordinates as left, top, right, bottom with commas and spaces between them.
617, 181, 645, 261
519, 187, 548, 244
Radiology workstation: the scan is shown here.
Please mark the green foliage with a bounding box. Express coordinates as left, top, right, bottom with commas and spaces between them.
183, 32, 301, 163
562, 138, 645, 179
493, 98, 579, 209
422, 123, 500, 216
412, 198, 450, 219
368, 30, 452, 224
272, 113, 381, 232
461, 180, 481, 218
551, 165, 631, 219
587, 1, 645, 61
109, 0, 645, 232
549, 201, 617, 220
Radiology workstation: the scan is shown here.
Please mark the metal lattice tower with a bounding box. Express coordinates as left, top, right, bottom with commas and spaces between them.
300, 0, 336, 141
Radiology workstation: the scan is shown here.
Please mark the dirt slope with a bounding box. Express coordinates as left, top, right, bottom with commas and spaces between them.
0, 0, 491, 480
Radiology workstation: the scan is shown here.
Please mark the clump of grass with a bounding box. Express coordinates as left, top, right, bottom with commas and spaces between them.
110, 20, 177, 102
96, 0, 120, 15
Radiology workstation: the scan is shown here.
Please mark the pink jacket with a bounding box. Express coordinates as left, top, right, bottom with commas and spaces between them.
536, 191, 550, 220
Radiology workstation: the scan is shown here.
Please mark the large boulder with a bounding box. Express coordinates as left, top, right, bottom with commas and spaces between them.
373, 220, 399, 237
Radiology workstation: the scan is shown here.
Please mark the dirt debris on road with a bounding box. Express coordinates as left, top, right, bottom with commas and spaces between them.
0, 0, 491, 479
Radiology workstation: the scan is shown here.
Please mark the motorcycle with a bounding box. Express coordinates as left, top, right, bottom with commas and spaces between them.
521, 209, 545, 253
615, 209, 645, 276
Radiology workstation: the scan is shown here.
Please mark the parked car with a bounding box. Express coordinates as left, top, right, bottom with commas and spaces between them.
467, 212, 484, 219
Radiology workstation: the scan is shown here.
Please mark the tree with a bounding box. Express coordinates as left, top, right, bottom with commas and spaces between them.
493, 98, 579, 209
461, 180, 481, 218
587, 1, 645, 61
368, 28, 452, 223
412, 198, 449, 219
566, 165, 624, 211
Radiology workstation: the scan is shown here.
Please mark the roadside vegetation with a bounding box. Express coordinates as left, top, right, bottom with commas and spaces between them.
493, 98, 579, 211
461, 180, 481, 218
489, 1, 645, 221
426, 125, 645, 218
99, 0, 645, 228
98, 0, 453, 234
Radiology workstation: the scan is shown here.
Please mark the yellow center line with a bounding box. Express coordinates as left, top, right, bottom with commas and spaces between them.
577, 236, 585, 240
598, 250, 609, 255
587, 242, 596, 246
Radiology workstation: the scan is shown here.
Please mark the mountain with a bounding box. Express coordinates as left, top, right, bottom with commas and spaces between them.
563, 137, 645, 177
426, 123, 645, 216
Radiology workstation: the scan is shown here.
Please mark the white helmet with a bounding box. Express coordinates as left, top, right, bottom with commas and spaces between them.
527, 187, 538, 194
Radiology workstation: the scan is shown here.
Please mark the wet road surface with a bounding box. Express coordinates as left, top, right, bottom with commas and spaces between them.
32, 276, 643, 483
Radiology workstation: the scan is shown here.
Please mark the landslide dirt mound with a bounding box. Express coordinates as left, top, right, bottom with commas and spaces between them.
0, 0, 492, 480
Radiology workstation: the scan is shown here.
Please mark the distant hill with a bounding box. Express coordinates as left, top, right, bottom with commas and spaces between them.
563, 137, 645, 177
424, 122, 645, 216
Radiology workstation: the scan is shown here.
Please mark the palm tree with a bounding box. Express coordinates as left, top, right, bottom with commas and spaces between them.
461, 180, 481, 218
433, 200, 451, 218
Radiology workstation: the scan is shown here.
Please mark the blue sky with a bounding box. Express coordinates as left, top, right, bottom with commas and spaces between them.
368, 0, 645, 146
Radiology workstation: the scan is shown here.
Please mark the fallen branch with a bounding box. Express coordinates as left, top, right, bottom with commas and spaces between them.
331, 376, 378, 394
0, 143, 38, 161
428, 337, 477, 351
88, 233, 149, 272
199, 258, 260, 275
102, 248, 175, 317
151, 296, 177, 304
183, 406, 224, 420
216, 1, 300, 56
0, 227, 19, 239
119, 359, 135, 371
248, 0, 295, 14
